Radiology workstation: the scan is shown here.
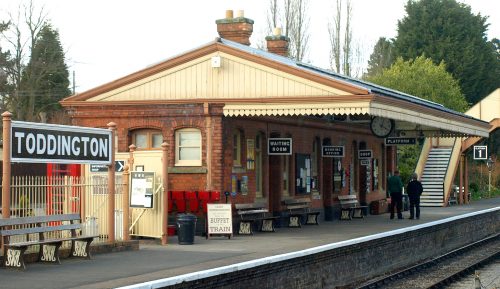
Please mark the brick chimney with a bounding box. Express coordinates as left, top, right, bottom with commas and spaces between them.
216, 10, 254, 46
265, 27, 289, 57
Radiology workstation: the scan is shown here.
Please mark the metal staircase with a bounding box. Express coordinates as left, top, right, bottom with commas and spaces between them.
420, 147, 453, 207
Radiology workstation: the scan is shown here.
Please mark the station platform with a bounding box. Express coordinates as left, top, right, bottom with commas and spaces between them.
0, 197, 499, 289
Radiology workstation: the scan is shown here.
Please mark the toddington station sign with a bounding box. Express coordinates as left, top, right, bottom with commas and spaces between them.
10, 121, 112, 164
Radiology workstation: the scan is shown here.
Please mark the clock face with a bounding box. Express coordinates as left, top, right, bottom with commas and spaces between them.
370, 117, 394, 138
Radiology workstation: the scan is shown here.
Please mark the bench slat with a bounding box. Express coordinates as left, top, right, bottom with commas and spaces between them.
238, 209, 268, 215
8, 235, 98, 247
0, 214, 81, 226
1, 223, 82, 237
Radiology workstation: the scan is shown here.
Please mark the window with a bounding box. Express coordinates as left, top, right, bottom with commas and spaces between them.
233, 130, 242, 167
175, 128, 202, 166
132, 129, 163, 150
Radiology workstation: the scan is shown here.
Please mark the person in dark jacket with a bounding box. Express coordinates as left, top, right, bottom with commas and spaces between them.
387, 170, 404, 219
407, 172, 423, 219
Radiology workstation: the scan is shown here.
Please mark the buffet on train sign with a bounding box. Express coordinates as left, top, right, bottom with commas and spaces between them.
10, 121, 112, 164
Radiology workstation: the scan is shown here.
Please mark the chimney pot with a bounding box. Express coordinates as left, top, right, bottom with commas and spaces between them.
225, 10, 233, 19
273, 27, 282, 36
236, 10, 244, 18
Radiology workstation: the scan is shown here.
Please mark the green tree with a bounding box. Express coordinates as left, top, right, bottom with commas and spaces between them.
20, 24, 71, 122
394, 0, 500, 104
364, 37, 395, 78
0, 21, 13, 112
366, 56, 468, 112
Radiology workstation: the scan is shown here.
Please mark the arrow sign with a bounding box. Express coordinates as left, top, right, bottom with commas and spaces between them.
90, 161, 126, 172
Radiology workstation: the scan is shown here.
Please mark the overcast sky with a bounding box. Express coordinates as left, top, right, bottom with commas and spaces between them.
1, 0, 499, 93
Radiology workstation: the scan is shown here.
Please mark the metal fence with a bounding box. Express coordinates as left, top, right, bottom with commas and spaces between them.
3, 175, 124, 249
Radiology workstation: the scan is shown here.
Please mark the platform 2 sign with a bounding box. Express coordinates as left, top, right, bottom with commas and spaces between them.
268, 138, 292, 155
10, 121, 112, 164
473, 146, 487, 160
206, 203, 232, 239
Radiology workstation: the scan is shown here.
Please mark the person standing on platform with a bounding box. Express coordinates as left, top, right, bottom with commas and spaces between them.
407, 173, 423, 219
387, 170, 404, 219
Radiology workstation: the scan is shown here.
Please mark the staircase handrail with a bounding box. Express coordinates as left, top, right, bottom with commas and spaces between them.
414, 138, 432, 179
442, 138, 462, 206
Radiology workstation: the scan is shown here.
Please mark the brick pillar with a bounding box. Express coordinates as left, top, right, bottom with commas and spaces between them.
216, 10, 254, 46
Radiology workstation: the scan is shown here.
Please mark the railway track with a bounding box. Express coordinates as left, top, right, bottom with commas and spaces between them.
354, 234, 500, 289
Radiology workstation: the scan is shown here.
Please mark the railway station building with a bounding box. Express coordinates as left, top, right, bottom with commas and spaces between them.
60, 11, 490, 236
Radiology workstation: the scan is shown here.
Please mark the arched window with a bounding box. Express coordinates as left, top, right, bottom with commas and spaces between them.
175, 128, 202, 166
132, 129, 163, 150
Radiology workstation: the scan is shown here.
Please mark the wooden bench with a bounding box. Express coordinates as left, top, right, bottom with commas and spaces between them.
235, 203, 278, 235
0, 213, 98, 269
338, 195, 368, 220
283, 198, 320, 228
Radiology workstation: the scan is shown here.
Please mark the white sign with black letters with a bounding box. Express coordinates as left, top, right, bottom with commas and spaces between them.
473, 146, 487, 160
11, 121, 111, 164
207, 203, 233, 237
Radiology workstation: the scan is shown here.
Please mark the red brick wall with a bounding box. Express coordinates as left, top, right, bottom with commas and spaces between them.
69, 103, 390, 212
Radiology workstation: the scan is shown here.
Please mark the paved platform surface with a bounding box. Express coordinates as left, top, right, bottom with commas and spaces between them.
0, 198, 498, 289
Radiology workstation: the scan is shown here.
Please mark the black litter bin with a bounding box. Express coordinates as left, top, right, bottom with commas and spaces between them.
176, 213, 197, 245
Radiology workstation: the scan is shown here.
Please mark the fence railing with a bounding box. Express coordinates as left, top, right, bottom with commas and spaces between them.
2, 175, 125, 247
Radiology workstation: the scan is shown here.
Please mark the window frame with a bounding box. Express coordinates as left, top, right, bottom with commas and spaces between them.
233, 129, 242, 167
132, 129, 163, 150
175, 128, 202, 167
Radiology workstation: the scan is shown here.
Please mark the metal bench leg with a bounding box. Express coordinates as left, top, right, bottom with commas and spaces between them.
4, 246, 27, 269
352, 208, 364, 218
238, 221, 253, 235
261, 219, 275, 232
71, 238, 94, 259
40, 242, 63, 264
340, 209, 352, 220
305, 213, 319, 225
288, 215, 302, 228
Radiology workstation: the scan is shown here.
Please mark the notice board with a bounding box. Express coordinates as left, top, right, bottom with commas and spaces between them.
130, 171, 155, 208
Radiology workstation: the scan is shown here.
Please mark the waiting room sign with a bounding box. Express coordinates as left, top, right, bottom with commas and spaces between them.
268, 138, 292, 155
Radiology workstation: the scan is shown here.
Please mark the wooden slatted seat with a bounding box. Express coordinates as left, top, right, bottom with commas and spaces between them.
0, 214, 98, 270
235, 203, 278, 235
283, 198, 320, 228
338, 195, 368, 220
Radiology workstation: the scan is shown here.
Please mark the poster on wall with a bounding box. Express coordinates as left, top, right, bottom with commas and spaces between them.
206, 203, 233, 239
130, 172, 155, 208
295, 154, 311, 194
